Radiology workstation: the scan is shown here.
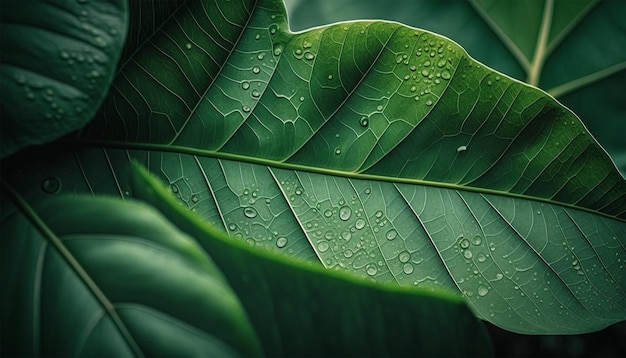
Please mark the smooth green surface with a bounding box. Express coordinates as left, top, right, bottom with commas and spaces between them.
2, 0, 626, 334
0, 0, 128, 158
0, 189, 260, 357
130, 163, 493, 357
285, 0, 626, 174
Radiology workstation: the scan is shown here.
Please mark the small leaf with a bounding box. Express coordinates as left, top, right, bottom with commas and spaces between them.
0, 187, 261, 357
131, 162, 494, 357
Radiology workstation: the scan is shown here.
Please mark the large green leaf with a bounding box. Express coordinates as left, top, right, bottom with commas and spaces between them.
284, 0, 626, 174
3, 0, 625, 334
0, 186, 261, 356
129, 163, 493, 357
0, 0, 128, 158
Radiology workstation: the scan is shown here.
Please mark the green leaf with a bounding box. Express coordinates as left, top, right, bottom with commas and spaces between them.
284, 0, 626, 174
0, 0, 129, 159
129, 162, 493, 357
3, 0, 625, 334
0, 186, 262, 357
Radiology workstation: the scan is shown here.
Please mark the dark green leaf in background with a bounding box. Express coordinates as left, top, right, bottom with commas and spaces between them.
3, 0, 625, 335
0, 0, 129, 158
0, 186, 261, 357
284, 0, 626, 175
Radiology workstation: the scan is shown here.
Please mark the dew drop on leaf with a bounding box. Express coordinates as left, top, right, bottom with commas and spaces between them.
339, 206, 352, 221
241, 81, 250, 90
243, 207, 258, 218
276, 237, 288, 248
355, 218, 366, 230
359, 116, 369, 127
386, 229, 397, 240
398, 251, 411, 263
366, 264, 378, 276
472, 235, 482, 245
478, 285, 489, 297
252, 66, 261, 74
318, 241, 330, 252
41, 177, 62, 194
403, 263, 414, 274
459, 237, 470, 249
464, 250, 473, 259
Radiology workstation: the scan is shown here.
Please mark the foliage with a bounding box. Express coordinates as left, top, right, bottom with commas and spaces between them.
1, 0, 625, 356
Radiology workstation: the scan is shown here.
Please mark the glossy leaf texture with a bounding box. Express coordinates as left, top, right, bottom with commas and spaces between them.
3, 0, 626, 334
285, 0, 626, 174
0, 188, 262, 357
0, 0, 128, 158
129, 163, 493, 357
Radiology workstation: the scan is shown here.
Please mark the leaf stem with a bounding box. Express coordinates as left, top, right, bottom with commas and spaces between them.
548, 61, 626, 98
527, 0, 554, 86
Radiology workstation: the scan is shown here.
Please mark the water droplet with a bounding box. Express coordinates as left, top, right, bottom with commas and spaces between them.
185, 43, 192, 50
472, 235, 482, 245
276, 237, 288, 248
457, 145, 467, 153
425, 100, 433, 106
295, 188, 302, 196
344, 249, 353, 258
487, 80, 492, 86
273, 45, 283, 56
242, 82, 250, 90
376, 105, 383, 111
477, 252, 487, 263
41, 177, 61, 194
478, 285, 489, 297
458, 237, 470, 249
421, 69, 430, 77
334, 148, 342, 155
339, 206, 352, 221
243, 207, 258, 218
410, 65, 417, 71
403, 263, 414, 274
364, 188, 371, 195
171, 185, 179, 193
495, 273, 503, 280
441, 70, 451, 80
355, 218, 366, 230
299, 96, 305, 102
359, 116, 369, 127
341, 231, 352, 241
327, 74, 333, 80
323, 209, 333, 218
228, 223, 237, 231
252, 66, 261, 74
318, 241, 330, 252
191, 195, 199, 203
251, 89, 261, 98
399, 251, 411, 263
304, 52, 315, 60
464, 250, 473, 259
366, 264, 378, 276
386, 229, 397, 240
437, 59, 446, 68
242, 105, 251, 112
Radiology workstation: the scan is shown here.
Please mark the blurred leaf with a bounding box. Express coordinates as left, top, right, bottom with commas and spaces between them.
284, 0, 626, 174
0, 0, 128, 158
3, 0, 625, 334
0, 187, 261, 357
129, 162, 493, 357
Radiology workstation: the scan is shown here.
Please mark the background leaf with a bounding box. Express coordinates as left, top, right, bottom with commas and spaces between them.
129, 162, 493, 357
284, 0, 626, 175
0, 0, 128, 158
3, 0, 625, 335
0, 188, 261, 357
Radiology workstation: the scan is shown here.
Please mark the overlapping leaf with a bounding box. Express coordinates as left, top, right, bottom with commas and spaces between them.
0, 0, 128, 158
3, 0, 625, 334
0, 189, 260, 357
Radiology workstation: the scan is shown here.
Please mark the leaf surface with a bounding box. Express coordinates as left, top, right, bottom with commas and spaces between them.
0, 187, 261, 357
0, 0, 128, 158
129, 163, 493, 357
3, 0, 626, 334
284, 0, 626, 174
